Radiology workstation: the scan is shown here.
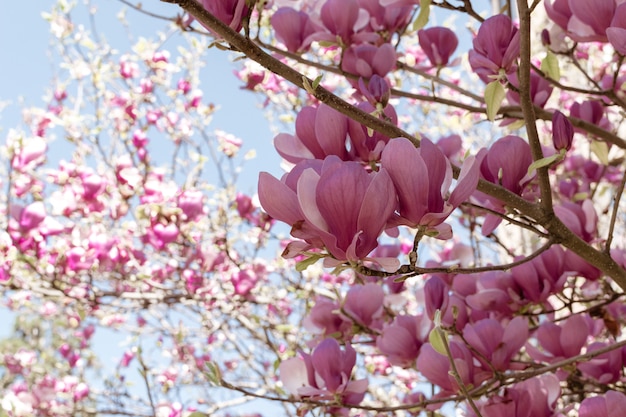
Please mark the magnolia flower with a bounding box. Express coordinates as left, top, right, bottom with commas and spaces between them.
358, 0, 413, 36
259, 156, 397, 266
570, 100, 612, 133
178, 190, 204, 221
608, 4, 626, 55
552, 110, 574, 151
462, 317, 528, 371
303, 297, 352, 341
579, 391, 626, 417
381, 137, 484, 239
358, 75, 390, 108
468, 15, 520, 83
198, 0, 250, 32
546, 0, 617, 43
271, 7, 319, 53
317, 0, 378, 45
342, 283, 384, 328
477, 135, 533, 235
273, 104, 349, 164
376, 314, 431, 367
418, 27, 459, 68
511, 246, 568, 303
578, 342, 624, 383
527, 314, 589, 363
341, 43, 397, 79
468, 374, 561, 417
416, 340, 487, 394
507, 71, 553, 109
279, 338, 367, 404
347, 101, 397, 163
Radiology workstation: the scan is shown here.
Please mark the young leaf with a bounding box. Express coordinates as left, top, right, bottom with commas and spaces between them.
295, 254, 322, 272
485, 81, 505, 121
205, 361, 222, 385
312, 74, 323, 89
527, 153, 561, 175
541, 50, 560, 80
412, 0, 431, 31
429, 327, 447, 355
590, 140, 610, 165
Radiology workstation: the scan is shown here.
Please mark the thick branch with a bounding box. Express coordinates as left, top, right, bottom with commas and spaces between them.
516, 0, 553, 213
159, 0, 626, 290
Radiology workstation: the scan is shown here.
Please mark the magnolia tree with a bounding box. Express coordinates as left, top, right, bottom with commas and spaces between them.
3, 0, 626, 416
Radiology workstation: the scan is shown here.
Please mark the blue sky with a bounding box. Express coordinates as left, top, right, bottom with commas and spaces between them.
0, 0, 281, 191
0, 1, 282, 413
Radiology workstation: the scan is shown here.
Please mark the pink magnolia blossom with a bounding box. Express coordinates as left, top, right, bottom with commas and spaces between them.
510, 246, 568, 303
303, 297, 352, 341
274, 104, 349, 164
198, 0, 250, 32
477, 135, 533, 234
418, 27, 459, 68
546, 0, 617, 43
279, 338, 367, 404
271, 7, 320, 53
342, 283, 384, 328
376, 314, 431, 367
416, 340, 489, 394
357, 74, 390, 108
579, 391, 626, 417
358, 0, 413, 37
150, 223, 179, 248
578, 341, 624, 383
381, 137, 484, 238
465, 271, 520, 317
506, 71, 553, 109
178, 190, 204, 221
259, 156, 397, 265
13, 137, 47, 170
298, 157, 396, 263
552, 110, 574, 151
468, 374, 561, 417
462, 317, 528, 371
317, 0, 377, 46
16, 202, 47, 232
608, 3, 626, 55
341, 43, 397, 80
527, 314, 589, 363
480, 136, 532, 194
468, 14, 520, 83
347, 101, 397, 163
230, 269, 258, 296
554, 200, 598, 243
570, 100, 612, 133
423, 275, 469, 329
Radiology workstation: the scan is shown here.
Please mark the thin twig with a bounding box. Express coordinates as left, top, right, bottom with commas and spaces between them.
605, 169, 626, 254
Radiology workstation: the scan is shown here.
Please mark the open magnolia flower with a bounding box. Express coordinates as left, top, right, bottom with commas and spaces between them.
381, 137, 484, 239
279, 338, 368, 405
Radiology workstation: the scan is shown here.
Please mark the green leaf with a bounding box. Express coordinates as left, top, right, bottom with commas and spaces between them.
205, 361, 222, 385
506, 119, 526, 131
295, 254, 322, 272
590, 140, 610, 165
412, 0, 431, 31
429, 327, 447, 355
541, 50, 560, 80
527, 153, 561, 175
302, 76, 316, 96
312, 74, 323, 89
485, 81, 505, 121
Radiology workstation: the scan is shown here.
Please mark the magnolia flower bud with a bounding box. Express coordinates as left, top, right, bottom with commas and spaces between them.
552, 110, 574, 151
